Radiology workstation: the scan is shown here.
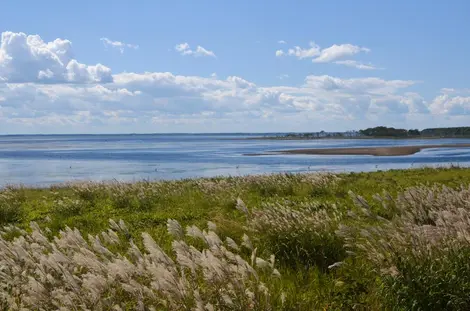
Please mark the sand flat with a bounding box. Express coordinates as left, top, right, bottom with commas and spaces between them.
248, 144, 470, 157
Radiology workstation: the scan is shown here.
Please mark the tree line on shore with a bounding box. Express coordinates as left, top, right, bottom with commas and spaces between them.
273, 126, 470, 138
359, 126, 470, 137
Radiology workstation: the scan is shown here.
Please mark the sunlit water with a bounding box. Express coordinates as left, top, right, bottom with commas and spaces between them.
1, 134, 470, 186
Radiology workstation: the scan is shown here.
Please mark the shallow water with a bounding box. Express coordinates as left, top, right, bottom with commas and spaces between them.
1, 134, 470, 186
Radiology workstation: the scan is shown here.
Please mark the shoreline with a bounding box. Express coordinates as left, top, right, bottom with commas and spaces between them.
246, 143, 470, 157
237, 136, 470, 141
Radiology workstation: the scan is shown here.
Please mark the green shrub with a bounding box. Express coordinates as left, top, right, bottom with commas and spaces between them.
51, 196, 87, 217
0, 188, 26, 225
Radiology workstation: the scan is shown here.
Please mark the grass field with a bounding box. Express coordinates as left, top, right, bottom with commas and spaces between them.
2, 167, 470, 310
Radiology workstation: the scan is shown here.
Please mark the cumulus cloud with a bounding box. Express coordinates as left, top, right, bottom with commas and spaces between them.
0, 31, 466, 133
2, 68, 466, 133
400, 93, 429, 114
0, 69, 427, 132
278, 40, 287, 44
0, 31, 112, 83
430, 94, 470, 115
276, 41, 375, 68
313, 44, 369, 63
279, 42, 321, 59
100, 37, 138, 53
174, 43, 216, 58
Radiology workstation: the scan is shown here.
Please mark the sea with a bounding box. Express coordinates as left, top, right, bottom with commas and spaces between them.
1, 134, 470, 186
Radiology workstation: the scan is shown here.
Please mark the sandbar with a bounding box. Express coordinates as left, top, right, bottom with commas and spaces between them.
246, 144, 470, 157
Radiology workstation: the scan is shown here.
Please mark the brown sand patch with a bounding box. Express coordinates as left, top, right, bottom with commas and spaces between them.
245, 144, 470, 157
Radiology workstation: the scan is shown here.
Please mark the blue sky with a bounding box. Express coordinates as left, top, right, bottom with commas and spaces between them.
0, 0, 470, 133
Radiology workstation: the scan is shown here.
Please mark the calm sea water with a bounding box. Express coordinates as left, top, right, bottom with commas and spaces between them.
1, 134, 470, 186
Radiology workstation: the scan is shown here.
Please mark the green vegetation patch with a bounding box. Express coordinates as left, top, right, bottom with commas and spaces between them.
1, 167, 470, 310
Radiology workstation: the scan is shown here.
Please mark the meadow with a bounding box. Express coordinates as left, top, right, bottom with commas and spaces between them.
1, 167, 470, 310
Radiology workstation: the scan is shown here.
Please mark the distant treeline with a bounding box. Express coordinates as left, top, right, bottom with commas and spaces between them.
265, 126, 470, 139
359, 126, 420, 137
421, 127, 470, 137
360, 126, 470, 138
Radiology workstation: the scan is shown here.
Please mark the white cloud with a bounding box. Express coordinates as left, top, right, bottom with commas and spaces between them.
100, 37, 138, 53
0, 31, 468, 133
278, 40, 287, 44
0, 70, 427, 133
175, 43, 192, 55
335, 60, 380, 70
439, 88, 470, 95
302, 75, 414, 94
174, 43, 216, 58
0, 31, 112, 83
278, 74, 289, 80
65, 60, 113, 83
400, 92, 429, 114
430, 94, 470, 115
286, 42, 321, 59
277, 41, 374, 68
194, 46, 216, 58
313, 44, 369, 63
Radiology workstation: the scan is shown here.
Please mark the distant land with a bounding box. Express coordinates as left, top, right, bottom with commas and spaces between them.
247, 126, 470, 140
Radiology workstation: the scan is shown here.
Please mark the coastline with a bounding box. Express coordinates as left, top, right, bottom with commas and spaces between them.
237, 136, 470, 141
246, 143, 470, 157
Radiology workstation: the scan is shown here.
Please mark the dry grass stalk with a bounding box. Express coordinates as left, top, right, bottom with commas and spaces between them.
0, 219, 281, 310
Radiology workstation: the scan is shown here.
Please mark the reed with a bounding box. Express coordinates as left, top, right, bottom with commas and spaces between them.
0, 168, 470, 309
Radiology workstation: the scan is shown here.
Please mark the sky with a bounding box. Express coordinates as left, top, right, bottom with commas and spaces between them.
1, 0, 470, 134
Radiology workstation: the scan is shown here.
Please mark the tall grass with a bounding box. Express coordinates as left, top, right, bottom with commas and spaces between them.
1, 168, 470, 309
341, 185, 470, 310
240, 199, 345, 271
0, 187, 26, 226
0, 219, 282, 310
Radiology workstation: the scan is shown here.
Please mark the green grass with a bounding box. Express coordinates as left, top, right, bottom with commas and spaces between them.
3, 166, 470, 310
6, 167, 467, 234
